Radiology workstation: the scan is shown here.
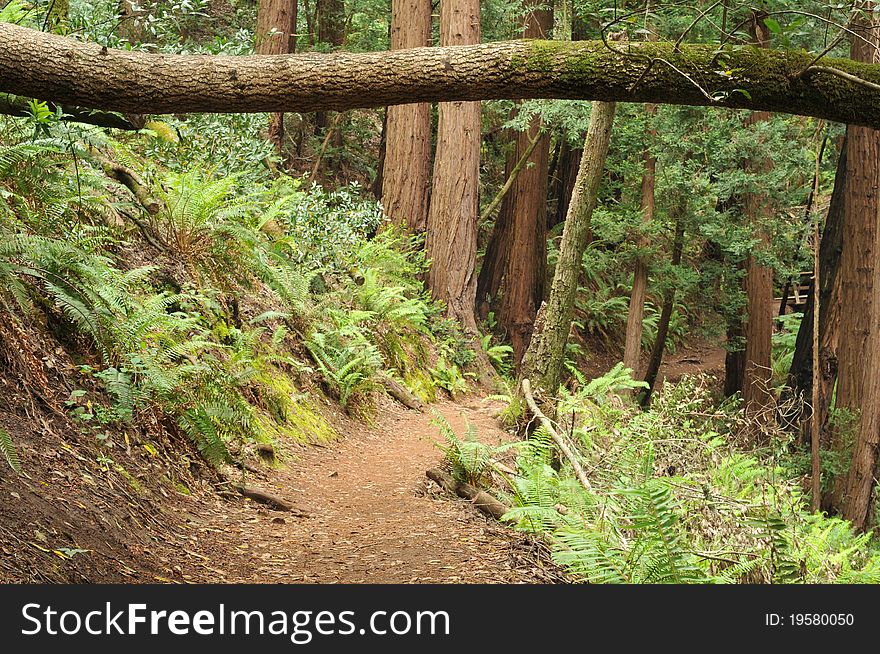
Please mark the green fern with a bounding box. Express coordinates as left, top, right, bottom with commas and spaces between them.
0, 428, 21, 474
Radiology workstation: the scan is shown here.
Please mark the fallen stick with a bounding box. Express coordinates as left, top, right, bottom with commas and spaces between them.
521, 378, 593, 492
426, 468, 509, 521
380, 375, 424, 411
235, 484, 309, 516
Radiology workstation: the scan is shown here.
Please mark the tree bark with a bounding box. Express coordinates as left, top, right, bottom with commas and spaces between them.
6, 25, 880, 127
640, 210, 685, 406
255, 0, 298, 153
479, 1, 552, 366
787, 136, 846, 435
380, 0, 432, 233
741, 16, 775, 422
425, 0, 481, 333
838, 2, 880, 530
519, 101, 617, 397
622, 102, 658, 378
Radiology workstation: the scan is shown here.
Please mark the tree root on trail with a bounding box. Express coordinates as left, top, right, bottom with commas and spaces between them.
426, 468, 509, 521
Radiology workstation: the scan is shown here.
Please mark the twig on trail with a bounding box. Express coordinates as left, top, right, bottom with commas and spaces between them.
521, 378, 593, 492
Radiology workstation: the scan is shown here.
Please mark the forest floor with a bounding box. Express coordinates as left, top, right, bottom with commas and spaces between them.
180, 397, 567, 583
178, 341, 725, 584
0, 332, 723, 584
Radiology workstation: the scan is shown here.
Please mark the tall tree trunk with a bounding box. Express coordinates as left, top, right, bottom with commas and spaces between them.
740, 14, 775, 420
487, 0, 553, 365
255, 0, 298, 154
640, 206, 686, 406
786, 136, 846, 441
519, 101, 617, 397
425, 0, 481, 333
380, 0, 432, 233
622, 102, 658, 377
549, 140, 584, 230
314, 0, 345, 144
837, 2, 880, 530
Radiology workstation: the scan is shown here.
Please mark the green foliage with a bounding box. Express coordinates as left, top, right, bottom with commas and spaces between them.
433, 413, 493, 486
0, 428, 20, 473
500, 373, 880, 584
430, 358, 470, 399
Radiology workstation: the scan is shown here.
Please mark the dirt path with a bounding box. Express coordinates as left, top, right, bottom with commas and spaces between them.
183, 397, 557, 584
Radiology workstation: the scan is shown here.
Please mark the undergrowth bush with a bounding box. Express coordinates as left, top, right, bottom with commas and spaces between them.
437, 370, 880, 584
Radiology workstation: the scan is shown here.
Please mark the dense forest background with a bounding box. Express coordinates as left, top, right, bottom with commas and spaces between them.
2, 0, 880, 584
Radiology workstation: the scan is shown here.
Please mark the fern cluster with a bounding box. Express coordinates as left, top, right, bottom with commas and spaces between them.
467, 369, 880, 584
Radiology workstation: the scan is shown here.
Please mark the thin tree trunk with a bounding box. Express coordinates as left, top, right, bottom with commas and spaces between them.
425, 0, 481, 333
519, 101, 617, 398
640, 211, 686, 406
380, 0, 432, 233
622, 102, 658, 378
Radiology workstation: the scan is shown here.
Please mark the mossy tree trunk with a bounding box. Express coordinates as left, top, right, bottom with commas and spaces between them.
519, 101, 617, 398
7, 24, 880, 128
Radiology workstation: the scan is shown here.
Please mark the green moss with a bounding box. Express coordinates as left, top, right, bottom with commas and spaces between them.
273, 399, 339, 446
404, 369, 437, 404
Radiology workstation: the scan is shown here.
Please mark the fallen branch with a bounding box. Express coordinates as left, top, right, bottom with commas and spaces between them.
426, 468, 509, 521
520, 378, 593, 492
380, 375, 424, 411
236, 484, 309, 516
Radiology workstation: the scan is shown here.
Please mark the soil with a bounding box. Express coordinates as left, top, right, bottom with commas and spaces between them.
185, 396, 563, 583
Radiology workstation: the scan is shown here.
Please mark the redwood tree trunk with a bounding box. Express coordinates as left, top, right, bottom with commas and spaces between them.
425, 0, 481, 333
838, 2, 880, 529
380, 0, 432, 233
519, 101, 617, 397
255, 0, 298, 153
487, 0, 553, 365
741, 16, 775, 420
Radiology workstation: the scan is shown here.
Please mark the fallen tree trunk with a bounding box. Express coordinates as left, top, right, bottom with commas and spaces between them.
380, 375, 424, 411
426, 468, 509, 521
4, 23, 880, 127
236, 484, 309, 516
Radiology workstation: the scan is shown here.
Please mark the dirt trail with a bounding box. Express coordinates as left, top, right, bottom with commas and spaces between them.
186, 397, 556, 584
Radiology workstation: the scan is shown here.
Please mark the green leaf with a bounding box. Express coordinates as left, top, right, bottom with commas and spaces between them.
0, 428, 20, 473
763, 17, 782, 35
